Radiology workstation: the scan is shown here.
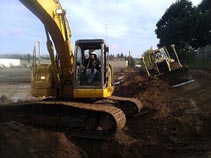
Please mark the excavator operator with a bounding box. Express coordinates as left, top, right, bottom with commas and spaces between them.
84, 50, 101, 84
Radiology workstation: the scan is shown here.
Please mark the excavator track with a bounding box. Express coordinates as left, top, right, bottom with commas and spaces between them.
0, 100, 126, 139
95, 96, 143, 117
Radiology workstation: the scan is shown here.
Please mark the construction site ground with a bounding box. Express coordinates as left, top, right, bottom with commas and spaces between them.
0, 67, 211, 158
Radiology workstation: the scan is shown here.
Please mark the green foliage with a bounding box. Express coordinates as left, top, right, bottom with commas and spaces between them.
127, 56, 135, 68
155, 0, 211, 48
155, 0, 195, 51
116, 53, 125, 58
155, 0, 211, 63
140, 48, 153, 68
192, 0, 211, 48
0, 95, 8, 102
0, 53, 49, 61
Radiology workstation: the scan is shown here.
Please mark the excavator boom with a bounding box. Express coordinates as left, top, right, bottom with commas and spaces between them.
20, 0, 74, 71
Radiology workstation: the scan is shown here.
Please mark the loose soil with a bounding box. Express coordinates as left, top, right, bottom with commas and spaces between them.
0, 68, 211, 158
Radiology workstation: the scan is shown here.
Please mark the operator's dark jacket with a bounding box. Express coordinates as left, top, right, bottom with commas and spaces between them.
84, 57, 100, 70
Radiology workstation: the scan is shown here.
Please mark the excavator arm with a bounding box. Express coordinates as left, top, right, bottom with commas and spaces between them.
20, 0, 73, 81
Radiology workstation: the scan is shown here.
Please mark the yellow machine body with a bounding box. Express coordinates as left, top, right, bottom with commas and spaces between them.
21, 0, 114, 99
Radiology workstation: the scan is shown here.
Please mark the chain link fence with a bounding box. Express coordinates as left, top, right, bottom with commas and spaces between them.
191, 45, 211, 69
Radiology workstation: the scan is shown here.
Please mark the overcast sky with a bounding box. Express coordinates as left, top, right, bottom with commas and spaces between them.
0, 0, 201, 58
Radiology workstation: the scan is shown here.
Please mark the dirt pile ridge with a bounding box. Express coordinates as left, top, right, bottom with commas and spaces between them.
110, 68, 211, 158
0, 68, 210, 158
0, 121, 85, 158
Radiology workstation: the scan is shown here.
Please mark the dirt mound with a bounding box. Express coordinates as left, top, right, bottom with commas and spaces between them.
0, 121, 85, 158
110, 68, 210, 158
114, 72, 172, 118
0, 68, 211, 158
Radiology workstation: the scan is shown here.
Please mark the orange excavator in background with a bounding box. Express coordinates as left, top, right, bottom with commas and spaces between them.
0, 0, 142, 139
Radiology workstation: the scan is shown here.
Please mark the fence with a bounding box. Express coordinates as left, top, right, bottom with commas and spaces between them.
191, 45, 211, 68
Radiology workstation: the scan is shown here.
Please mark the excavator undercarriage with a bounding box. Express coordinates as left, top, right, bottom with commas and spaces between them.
0, 96, 142, 139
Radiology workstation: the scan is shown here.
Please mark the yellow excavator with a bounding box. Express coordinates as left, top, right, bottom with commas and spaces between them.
0, 0, 142, 139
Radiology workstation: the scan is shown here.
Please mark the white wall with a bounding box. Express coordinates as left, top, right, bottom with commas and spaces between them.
110, 60, 128, 71
0, 59, 20, 67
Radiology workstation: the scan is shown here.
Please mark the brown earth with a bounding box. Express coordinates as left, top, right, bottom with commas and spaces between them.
0, 121, 85, 158
110, 68, 211, 158
0, 68, 211, 158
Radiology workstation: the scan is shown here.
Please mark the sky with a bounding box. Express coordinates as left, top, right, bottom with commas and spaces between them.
0, 0, 201, 58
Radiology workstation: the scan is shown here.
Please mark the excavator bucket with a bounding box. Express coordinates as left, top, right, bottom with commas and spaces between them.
156, 66, 194, 87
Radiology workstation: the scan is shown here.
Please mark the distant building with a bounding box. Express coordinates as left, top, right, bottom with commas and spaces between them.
0, 59, 21, 67
109, 59, 128, 71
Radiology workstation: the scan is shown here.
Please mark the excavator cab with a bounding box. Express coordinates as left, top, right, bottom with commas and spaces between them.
74, 39, 105, 86
73, 39, 114, 98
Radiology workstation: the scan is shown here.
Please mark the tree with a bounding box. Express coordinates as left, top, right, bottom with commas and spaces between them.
127, 51, 135, 68
155, 0, 195, 51
140, 48, 153, 68
120, 53, 124, 58
192, 0, 211, 48
108, 54, 115, 60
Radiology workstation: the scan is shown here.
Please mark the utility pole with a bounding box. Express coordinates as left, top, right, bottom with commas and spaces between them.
105, 24, 108, 43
